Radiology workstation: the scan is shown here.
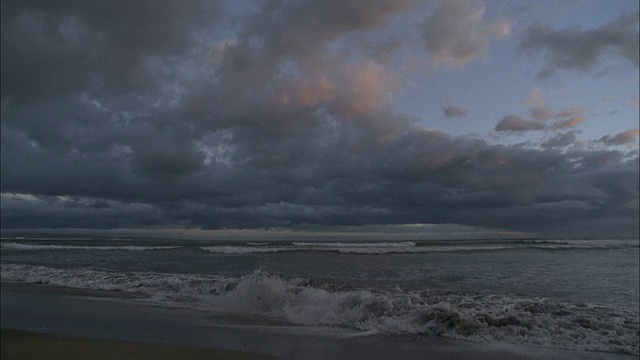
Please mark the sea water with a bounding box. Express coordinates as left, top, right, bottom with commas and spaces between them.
1, 237, 638, 356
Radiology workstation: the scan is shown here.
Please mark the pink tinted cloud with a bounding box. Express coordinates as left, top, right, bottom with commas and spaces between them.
422, 0, 512, 68
598, 129, 640, 145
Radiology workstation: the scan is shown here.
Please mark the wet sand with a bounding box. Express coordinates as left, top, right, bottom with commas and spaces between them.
1, 329, 273, 360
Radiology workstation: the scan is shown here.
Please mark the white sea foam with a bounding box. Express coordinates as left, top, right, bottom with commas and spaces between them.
201, 242, 512, 255
291, 241, 423, 254
200, 246, 295, 254
3, 239, 636, 255
1, 263, 231, 298
1, 243, 180, 251
2, 263, 637, 356
292, 242, 417, 247
200, 239, 637, 255
202, 242, 421, 254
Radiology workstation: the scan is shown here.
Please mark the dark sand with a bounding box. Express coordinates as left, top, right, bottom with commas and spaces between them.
1, 329, 274, 360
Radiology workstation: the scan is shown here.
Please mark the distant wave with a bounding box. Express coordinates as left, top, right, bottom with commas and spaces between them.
201, 239, 638, 255
2, 263, 637, 356
201, 245, 294, 254
3, 239, 636, 254
201, 242, 510, 255
291, 241, 417, 247
0, 242, 180, 251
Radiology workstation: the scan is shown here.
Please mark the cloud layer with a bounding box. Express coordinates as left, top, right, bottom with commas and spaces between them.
1, 0, 638, 238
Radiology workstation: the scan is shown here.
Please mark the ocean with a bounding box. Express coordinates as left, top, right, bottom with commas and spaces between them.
1, 237, 638, 358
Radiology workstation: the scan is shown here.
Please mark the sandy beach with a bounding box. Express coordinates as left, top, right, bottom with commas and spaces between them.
0, 327, 558, 360
1, 329, 274, 360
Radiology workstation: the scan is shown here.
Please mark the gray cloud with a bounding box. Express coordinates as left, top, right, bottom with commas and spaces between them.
1, 193, 165, 229
541, 132, 577, 148
495, 115, 544, 132
519, 12, 640, 78
1, 0, 637, 238
548, 107, 587, 130
443, 105, 469, 118
598, 129, 640, 146
4, 117, 638, 237
1, 0, 220, 106
497, 106, 588, 133
530, 106, 552, 121
422, 0, 511, 68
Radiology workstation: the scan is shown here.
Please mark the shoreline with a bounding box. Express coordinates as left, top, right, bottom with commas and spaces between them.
2, 281, 635, 360
0, 280, 148, 298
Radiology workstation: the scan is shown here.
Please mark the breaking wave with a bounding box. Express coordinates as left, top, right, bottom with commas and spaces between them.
201, 239, 638, 255
1, 243, 180, 251
2, 263, 637, 356
2, 239, 636, 255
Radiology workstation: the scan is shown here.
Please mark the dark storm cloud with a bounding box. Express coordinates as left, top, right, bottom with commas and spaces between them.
1, 0, 220, 105
519, 12, 640, 78
1, 193, 165, 229
1, 0, 638, 238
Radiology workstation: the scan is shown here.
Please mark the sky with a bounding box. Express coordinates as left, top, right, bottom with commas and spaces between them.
1, 0, 638, 240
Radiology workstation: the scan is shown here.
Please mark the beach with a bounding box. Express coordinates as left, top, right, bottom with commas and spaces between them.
2, 281, 634, 360
1, 329, 272, 360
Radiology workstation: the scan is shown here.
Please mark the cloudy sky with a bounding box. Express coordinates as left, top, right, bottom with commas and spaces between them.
1, 0, 638, 240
